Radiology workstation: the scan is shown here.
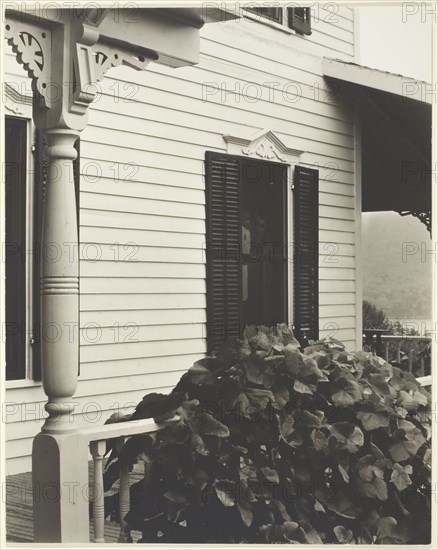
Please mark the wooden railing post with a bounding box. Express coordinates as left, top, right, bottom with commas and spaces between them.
117, 436, 130, 543
91, 440, 107, 543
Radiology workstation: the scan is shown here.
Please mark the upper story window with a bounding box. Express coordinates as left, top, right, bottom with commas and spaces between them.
288, 7, 312, 35
246, 5, 312, 35
247, 6, 283, 24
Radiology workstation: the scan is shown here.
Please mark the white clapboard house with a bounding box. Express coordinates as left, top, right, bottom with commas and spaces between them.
2, 6, 431, 537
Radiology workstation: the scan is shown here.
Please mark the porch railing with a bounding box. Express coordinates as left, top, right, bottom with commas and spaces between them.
78, 417, 174, 543
381, 335, 430, 375
363, 331, 431, 388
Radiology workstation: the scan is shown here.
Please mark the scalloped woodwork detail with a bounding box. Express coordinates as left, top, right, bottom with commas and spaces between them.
5, 19, 52, 109
92, 43, 152, 82
223, 130, 304, 163
70, 35, 153, 114
242, 140, 287, 162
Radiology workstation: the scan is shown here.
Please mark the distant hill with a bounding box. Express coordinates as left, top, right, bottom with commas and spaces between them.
362, 212, 432, 319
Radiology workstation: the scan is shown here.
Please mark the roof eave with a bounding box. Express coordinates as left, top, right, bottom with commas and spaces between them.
322, 58, 432, 105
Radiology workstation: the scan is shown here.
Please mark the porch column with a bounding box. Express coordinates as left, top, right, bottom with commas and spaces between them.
32, 127, 90, 542
40, 128, 80, 433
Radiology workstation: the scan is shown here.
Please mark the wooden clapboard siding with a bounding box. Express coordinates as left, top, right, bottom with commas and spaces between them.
5, 8, 359, 473
80, 309, 206, 328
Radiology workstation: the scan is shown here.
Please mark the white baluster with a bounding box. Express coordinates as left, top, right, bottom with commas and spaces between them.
90, 440, 106, 543
117, 436, 130, 543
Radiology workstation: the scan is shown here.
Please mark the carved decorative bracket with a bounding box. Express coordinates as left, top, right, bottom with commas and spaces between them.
5, 18, 52, 109
398, 210, 431, 234
71, 26, 155, 114
223, 129, 305, 163
92, 43, 153, 81
5, 14, 156, 118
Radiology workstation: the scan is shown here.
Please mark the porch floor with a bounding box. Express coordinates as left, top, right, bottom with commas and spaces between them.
5, 462, 132, 543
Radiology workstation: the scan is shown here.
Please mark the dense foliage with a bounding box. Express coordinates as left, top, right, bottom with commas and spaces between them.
363, 301, 392, 332
103, 325, 431, 544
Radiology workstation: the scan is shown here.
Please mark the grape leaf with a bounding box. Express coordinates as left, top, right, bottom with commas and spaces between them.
294, 379, 314, 394
330, 422, 364, 453
214, 480, 235, 507
389, 428, 426, 462
359, 477, 388, 501
331, 377, 363, 407
397, 390, 428, 412
260, 467, 279, 484
334, 525, 354, 543
376, 516, 397, 541
196, 413, 230, 438
391, 463, 413, 491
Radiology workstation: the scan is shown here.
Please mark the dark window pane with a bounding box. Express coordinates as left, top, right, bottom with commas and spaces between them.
240, 158, 287, 327
288, 7, 312, 35
247, 7, 283, 24
5, 117, 27, 380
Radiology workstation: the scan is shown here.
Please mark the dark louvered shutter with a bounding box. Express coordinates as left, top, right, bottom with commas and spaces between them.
293, 165, 319, 345
205, 152, 241, 354
288, 8, 312, 35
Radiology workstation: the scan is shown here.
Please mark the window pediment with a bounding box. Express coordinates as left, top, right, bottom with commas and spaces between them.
223, 129, 304, 163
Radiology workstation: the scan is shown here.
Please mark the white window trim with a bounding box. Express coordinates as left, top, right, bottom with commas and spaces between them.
244, 9, 295, 35
243, 6, 310, 36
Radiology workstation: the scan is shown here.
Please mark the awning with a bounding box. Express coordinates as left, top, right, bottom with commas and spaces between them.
322, 59, 432, 221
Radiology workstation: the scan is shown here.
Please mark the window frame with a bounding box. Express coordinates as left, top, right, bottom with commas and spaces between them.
246, 6, 283, 24
244, 5, 312, 35
239, 156, 289, 330
288, 7, 312, 35
4, 113, 40, 385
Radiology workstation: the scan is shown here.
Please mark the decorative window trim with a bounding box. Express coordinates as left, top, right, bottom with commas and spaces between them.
222, 129, 305, 164
4, 82, 33, 118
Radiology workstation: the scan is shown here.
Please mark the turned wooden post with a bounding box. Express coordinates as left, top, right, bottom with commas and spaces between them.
31, 127, 90, 542
90, 440, 107, 543
40, 128, 80, 433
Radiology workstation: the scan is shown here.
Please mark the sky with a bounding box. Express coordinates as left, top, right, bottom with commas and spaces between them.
357, 6, 432, 82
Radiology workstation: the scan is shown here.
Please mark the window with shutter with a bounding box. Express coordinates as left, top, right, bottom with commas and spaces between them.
293, 165, 319, 345
205, 152, 288, 354
288, 8, 312, 35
